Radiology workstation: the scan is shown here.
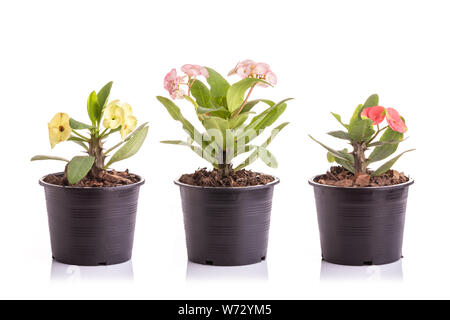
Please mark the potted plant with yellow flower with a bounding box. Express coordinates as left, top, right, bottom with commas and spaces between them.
32, 81, 149, 266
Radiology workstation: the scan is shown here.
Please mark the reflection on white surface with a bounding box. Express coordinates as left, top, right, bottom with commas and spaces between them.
50, 260, 134, 282
186, 261, 269, 281
320, 259, 403, 281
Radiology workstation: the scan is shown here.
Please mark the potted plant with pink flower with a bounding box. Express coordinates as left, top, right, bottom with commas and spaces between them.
157, 60, 291, 266
309, 94, 414, 266
31, 82, 149, 266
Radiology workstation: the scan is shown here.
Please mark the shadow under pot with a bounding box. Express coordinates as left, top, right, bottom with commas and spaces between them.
309, 177, 414, 266
39, 173, 144, 266
175, 178, 280, 266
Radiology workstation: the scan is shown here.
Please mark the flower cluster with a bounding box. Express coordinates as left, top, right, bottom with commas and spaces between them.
164, 64, 209, 99
361, 106, 407, 133
228, 60, 277, 87
103, 100, 137, 140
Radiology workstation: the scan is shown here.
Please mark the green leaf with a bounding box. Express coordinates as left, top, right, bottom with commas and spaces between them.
190, 79, 213, 108
325, 149, 355, 173
331, 112, 348, 129
235, 122, 289, 170
228, 113, 249, 129
205, 67, 230, 107
308, 135, 354, 162
161, 140, 217, 166
226, 78, 268, 113
349, 94, 379, 126
31, 155, 69, 162
348, 119, 375, 142
202, 116, 230, 149
68, 136, 88, 150
327, 130, 351, 140
256, 147, 278, 168
349, 104, 364, 126
87, 91, 101, 125
106, 126, 149, 166
124, 122, 149, 142
69, 118, 94, 130
236, 98, 291, 145
240, 99, 274, 114
67, 156, 95, 184
359, 94, 379, 117
326, 152, 335, 163
368, 138, 407, 147
371, 149, 415, 177
97, 81, 113, 109
368, 127, 404, 163
157, 96, 201, 143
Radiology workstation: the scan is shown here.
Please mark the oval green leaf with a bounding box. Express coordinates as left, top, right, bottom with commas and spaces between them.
67, 156, 95, 184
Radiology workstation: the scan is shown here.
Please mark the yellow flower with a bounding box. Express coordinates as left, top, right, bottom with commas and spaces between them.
48, 113, 71, 148
121, 114, 137, 140
103, 100, 124, 129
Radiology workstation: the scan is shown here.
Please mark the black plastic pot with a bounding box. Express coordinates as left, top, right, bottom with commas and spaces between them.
309, 177, 414, 266
175, 178, 280, 266
39, 173, 144, 266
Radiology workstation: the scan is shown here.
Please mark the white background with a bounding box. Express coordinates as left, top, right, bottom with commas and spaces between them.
0, 0, 448, 299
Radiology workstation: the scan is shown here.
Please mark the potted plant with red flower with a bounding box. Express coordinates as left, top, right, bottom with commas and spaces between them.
157, 60, 291, 266
309, 94, 414, 266
32, 82, 149, 266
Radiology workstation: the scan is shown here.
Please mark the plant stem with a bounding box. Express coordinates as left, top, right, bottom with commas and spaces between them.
218, 150, 232, 177
232, 83, 256, 119
88, 135, 105, 176
72, 130, 90, 142
368, 125, 388, 144
352, 141, 367, 175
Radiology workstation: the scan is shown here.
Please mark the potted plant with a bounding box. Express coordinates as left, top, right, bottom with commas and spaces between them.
157, 61, 292, 266
32, 81, 149, 266
309, 94, 414, 266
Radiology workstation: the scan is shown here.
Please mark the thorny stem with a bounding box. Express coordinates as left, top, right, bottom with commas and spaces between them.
232, 83, 256, 119
352, 141, 367, 176
88, 135, 105, 177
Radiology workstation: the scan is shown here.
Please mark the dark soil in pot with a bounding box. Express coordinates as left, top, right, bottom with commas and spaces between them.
176, 169, 279, 266
39, 172, 144, 266
309, 167, 414, 266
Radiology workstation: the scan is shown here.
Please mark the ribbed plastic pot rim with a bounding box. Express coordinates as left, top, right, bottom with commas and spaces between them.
39, 172, 145, 190
308, 174, 414, 190
174, 176, 280, 191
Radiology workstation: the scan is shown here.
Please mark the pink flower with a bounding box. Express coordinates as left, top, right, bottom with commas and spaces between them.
361, 106, 386, 125
164, 68, 185, 99
181, 64, 209, 78
228, 60, 277, 86
386, 107, 407, 133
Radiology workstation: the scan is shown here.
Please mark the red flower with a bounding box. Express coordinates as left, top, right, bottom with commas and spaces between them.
361, 106, 386, 125
386, 107, 407, 133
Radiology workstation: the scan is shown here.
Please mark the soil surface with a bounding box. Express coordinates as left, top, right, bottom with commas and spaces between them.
43, 169, 140, 187
179, 168, 275, 187
314, 166, 409, 187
